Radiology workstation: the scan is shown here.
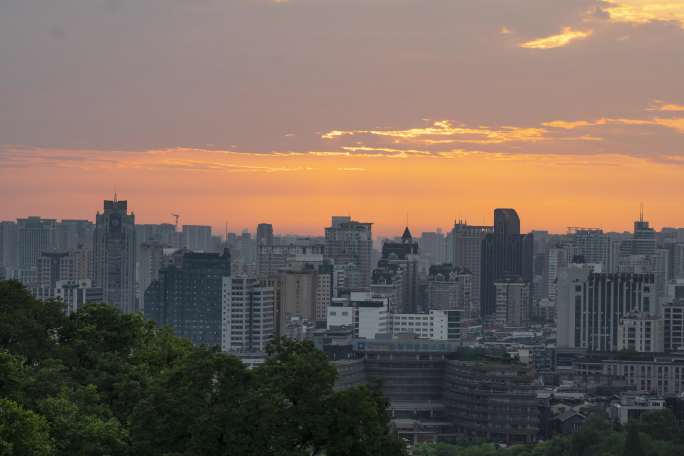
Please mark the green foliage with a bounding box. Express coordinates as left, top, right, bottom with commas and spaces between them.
0, 281, 406, 456
0, 398, 54, 456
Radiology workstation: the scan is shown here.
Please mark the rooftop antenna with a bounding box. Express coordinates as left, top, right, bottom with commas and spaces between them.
171, 213, 180, 231
225, 222, 228, 241
640, 203, 644, 222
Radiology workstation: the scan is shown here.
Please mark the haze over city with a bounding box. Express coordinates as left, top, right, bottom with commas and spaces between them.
2, 0, 683, 235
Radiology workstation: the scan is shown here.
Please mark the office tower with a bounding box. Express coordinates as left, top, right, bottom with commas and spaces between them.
55, 220, 94, 251
54, 279, 103, 315
256, 239, 325, 278
619, 250, 670, 298
664, 300, 684, 351
17, 217, 57, 269
277, 267, 317, 332
137, 241, 165, 310
419, 230, 447, 266
569, 228, 610, 269
145, 250, 231, 347
494, 278, 530, 328
621, 211, 657, 256
545, 246, 570, 304
426, 263, 473, 316
256, 223, 274, 246
557, 265, 657, 351
480, 209, 533, 318
93, 199, 137, 313
0, 221, 18, 272
451, 221, 492, 313
182, 225, 212, 252
617, 313, 664, 352
221, 277, 275, 353
324, 216, 373, 289
371, 228, 420, 313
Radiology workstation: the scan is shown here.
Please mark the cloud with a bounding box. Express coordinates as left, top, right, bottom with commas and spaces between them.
648, 100, 684, 111
520, 27, 593, 49
604, 0, 684, 27
543, 116, 684, 133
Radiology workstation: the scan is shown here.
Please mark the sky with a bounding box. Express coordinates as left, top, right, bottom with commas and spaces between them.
1, 0, 683, 236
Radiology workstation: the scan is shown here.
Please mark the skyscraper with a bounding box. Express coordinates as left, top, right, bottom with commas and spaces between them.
145, 250, 231, 347
372, 227, 420, 313
221, 276, 275, 353
557, 265, 657, 351
93, 198, 137, 313
0, 221, 18, 272
324, 216, 372, 289
182, 225, 212, 252
17, 216, 57, 270
256, 223, 274, 246
480, 209, 533, 318
451, 221, 492, 316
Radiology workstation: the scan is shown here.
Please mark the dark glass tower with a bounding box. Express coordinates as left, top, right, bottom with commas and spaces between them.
480, 209, 534, 318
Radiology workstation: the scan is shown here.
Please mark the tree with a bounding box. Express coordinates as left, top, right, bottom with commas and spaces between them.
0, 398, 54, 456
623, 423, 645, 456
38, 387, 128, 456
0, 281, 65, 363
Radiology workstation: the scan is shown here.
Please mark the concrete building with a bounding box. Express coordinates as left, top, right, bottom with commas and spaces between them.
256, 223, 274, 247
372, 227, 420, 313
94, 199, 137, 313
617, 313, 664, 353
54, 279, 103, 314
17, 217, 57, 269
609, 395, 665, 425
324, 216, 373, 289
597, 355, 684, 396
221, 277, 275, 353
256, 240, 325, 278
137, 241, 165, 311
664, 300, 684, 352
557, 265, 658, 351
390, 309, 463, 342
144, 250, 231, 347
569, 228, 610, 270
55, 220, 94, 252
494, 278, 530, 328
445, 359, 540, 444
451, 221, 492, 315
426, 264, 473, 318
327, 292, 389, 339
419, 230, 447, 266
0, 221, 18, 273
182, 225, 212, 252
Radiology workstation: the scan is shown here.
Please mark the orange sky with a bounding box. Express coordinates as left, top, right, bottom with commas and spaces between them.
1, 148, 681, 236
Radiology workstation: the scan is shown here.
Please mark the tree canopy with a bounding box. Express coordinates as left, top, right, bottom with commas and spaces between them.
0, 280, 406, 456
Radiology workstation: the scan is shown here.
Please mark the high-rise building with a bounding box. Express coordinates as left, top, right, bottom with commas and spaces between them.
256, 239, 324, 278
137, 241, 165, 310
54, 279, 103, 315
17, 217, 57, 269
145, 250, 231, 347
557, 265, 657, 351
419, 230, 447, 266
55, 220, 94, 251
93, 199, 137, 313
256, 223, 274, 247
0, 221, 18, 272
182, 225, 212, 252
617, 313, 664, 352
221, 277, 275, 353
494, 278, 530, 328
621, 212, 657, 256
372, 227, 420, 313
480, 209, 533, 318
545, 246, 570, 304
325, 216, 372, 289
426, 264, 473, 317
664, 300, 684, 352
570, 228, 610, 268
451, 221, 492, 313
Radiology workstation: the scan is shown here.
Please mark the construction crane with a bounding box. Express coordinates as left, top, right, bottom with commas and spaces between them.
171, 213, 180, 231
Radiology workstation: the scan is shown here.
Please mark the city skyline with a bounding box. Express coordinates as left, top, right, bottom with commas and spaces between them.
1, 0, 683, 234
